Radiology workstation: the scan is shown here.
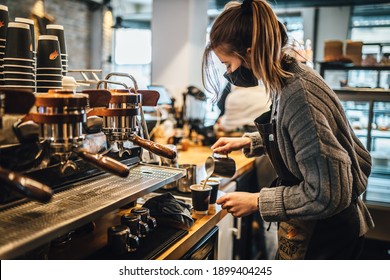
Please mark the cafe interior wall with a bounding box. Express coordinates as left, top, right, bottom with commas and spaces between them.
0, 0, 360, 88
0, 0, 94, 70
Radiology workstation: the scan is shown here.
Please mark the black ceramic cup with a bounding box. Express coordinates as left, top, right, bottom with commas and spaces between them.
107, 225, 139, 255
5, 22, 32, 59
37, 35, 62, 69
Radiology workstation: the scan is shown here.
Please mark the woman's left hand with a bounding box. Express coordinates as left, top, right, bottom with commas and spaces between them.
216, 192, 259, 217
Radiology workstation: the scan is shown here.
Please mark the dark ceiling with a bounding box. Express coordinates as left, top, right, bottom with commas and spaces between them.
213, 0, 390, 9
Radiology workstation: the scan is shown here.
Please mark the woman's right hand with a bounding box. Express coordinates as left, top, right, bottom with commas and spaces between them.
211, 137, 251, 154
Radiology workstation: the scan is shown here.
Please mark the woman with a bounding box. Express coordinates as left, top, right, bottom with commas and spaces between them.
202, 0, 374, 259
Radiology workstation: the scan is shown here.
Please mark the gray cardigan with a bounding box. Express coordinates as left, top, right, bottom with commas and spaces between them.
244, 59, 374, 236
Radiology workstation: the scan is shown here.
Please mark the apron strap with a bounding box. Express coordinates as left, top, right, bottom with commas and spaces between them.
254, 109, 301, 186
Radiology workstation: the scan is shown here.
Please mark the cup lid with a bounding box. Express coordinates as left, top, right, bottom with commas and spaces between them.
0, 5, 8, 11
46, 24, 64, 30
8, 22, 29, 29
15, 17, 34, 25
38, 35, 58, 41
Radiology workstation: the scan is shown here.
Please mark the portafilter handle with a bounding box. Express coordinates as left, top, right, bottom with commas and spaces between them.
76, 149, 130, 178
0, 167, 53, 203
130, 134, 177, 160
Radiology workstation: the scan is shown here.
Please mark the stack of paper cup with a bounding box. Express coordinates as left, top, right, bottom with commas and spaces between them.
36, 35, 62, 93
0, 5, 10, 86
3, 22, 34, 91
46, 24, 68, 76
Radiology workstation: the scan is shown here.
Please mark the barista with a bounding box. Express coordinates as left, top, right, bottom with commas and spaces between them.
202, 0, 374, 259
214, 81, 276, 259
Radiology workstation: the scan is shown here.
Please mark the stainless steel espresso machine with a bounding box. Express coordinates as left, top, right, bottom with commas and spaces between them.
0, 76, 184, 260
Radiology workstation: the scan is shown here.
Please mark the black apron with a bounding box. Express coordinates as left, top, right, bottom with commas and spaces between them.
254, 109, 364, 260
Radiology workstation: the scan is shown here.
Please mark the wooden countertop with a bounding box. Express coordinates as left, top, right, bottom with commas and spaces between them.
47, 145, 255, 260
155, 145, 255, 259
155, 202, 226, 259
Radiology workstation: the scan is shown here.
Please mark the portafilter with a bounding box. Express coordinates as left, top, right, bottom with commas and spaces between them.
88, 76, 176, 160
27, 90, 129, 177
0, 88, 53, 203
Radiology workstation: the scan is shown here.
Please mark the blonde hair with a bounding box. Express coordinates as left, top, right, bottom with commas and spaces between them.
202, 0, 292, 97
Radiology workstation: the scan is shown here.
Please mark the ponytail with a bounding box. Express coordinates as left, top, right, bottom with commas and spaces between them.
202, 0, 292, 97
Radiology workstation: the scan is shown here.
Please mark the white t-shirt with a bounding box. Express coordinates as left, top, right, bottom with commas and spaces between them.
219, 85, 270, 131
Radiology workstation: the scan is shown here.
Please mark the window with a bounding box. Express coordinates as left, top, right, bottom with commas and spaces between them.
112, 27, 151, 89
350, 4, 390, 61
350, 4, 390, 45
277, 13, 304, 43
348, 4, 390, 89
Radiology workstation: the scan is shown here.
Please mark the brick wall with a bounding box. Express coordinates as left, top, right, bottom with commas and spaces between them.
0, 0, 97, 69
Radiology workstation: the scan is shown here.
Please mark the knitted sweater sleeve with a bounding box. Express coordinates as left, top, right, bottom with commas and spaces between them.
259, 85, 356, 221
242, 131, 265, 157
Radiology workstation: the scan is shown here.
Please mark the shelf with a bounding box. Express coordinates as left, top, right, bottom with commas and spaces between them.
372, 166, 390, 175
354, 129, 390, 139
321, 63, 390, 206
343, 107, 390, 113
335, 88, 390, 94
319, 63, 390, 71
335, 89, 390, 102
319, 62, 390, 90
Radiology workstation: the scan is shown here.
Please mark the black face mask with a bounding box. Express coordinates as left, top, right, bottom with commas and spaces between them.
223, 66, 258, 87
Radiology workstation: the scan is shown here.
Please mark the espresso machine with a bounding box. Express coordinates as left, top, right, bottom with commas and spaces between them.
89, 73, 176, 161
0, 79, 184, 259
